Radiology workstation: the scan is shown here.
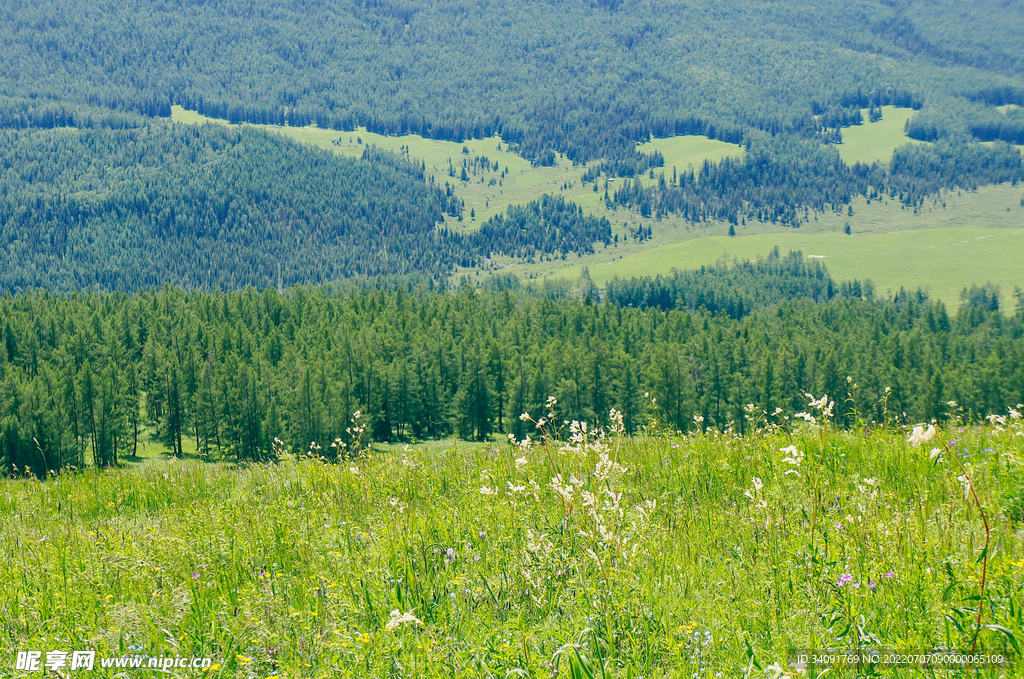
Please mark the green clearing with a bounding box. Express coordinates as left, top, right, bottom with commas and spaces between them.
502, 182, 1024, 307
633, 135, 745, 187
550, 226, 1024, 309
170, 107, 737, 230
4, 419, 1024, 677
834, 106, 924, 166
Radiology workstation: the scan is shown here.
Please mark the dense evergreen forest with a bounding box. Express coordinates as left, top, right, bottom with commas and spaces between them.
3, 255, 1023, 476
2, 0, 1022, 157
0, 124, 609, 291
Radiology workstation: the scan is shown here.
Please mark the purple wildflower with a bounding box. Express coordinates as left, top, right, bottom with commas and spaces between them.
837, 573, 854, 587
884, 572, 895, 578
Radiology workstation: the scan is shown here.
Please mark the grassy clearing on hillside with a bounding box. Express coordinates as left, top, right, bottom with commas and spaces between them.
835, 107, 925, 166
550, 226, 1024, 310
169, 107, 737, 232
528, 183, 1024, 309
3, 401, 1024, 678
633, 136, 745, 188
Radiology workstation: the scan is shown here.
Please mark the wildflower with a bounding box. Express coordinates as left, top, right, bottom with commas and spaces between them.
445, 548, 457, 564
519, 412, 530, 421
907, 424, 936, 447
609, 408, 625, 433
514, 456, 529, 469
884, 571, 895, 578
780, 445, 803, 476
550, 474, 575, 504
385, 609, 423, 630
793, 412, 817, 425
836, 573, 853, 587
191, 573, 200, 579
507, 482, 525, 494
868, 578, 877, 592
479, 486, 497, 496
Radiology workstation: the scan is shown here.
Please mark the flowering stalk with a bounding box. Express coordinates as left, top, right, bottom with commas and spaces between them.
920, 425, 991, 652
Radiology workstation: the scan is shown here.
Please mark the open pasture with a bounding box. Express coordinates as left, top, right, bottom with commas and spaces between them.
834, 106, 925, 166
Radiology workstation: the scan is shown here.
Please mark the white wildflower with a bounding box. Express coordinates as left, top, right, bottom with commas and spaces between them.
385, 609, 422, 630
780, 445, 803, 467
907, 424, 936, 447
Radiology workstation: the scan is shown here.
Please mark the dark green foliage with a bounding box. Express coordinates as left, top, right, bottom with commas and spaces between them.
0, 125, 605, 291
2, 263, 1023, 474
603, 249, 859, 317
472, 196, 611, 261
0, 0, 1021, 161
0, 0, 1019, 265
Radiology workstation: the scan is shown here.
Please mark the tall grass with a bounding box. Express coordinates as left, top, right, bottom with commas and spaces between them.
2, 404, 1023, 677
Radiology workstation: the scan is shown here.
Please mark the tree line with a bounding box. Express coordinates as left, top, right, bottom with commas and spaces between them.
2, 259, 1023, 476
607, 137, 1022, 225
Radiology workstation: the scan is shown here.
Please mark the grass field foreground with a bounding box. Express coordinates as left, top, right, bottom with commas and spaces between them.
3, 400, 1024, 677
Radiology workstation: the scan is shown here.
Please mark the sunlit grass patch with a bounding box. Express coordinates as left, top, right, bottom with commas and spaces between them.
634, 135, 745, 188
3, 399, 1024, 677
835, 106, 926, 166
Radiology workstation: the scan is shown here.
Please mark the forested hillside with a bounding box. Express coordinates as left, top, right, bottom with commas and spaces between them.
2, 0, 1022, 157
3, 259, 1023, 475
0, 0, 1022, 285
0, 125, 609, 291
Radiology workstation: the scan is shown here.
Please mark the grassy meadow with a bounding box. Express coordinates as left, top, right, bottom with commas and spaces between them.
527, 182, 1024, 310
633, 136, 745, 188
547, 225, 1024, 310
3, 402, 1024, 677
834, 107, 925, 166
169, 106, 737, 230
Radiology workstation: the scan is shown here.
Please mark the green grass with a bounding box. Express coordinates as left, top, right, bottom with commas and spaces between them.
552, 226, 1024, 309
3, 409, 1024, 677
634, 135, 744, 187
169, 107, 740, 231
525, 183, 1024, 309
834, 106, 925, 166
